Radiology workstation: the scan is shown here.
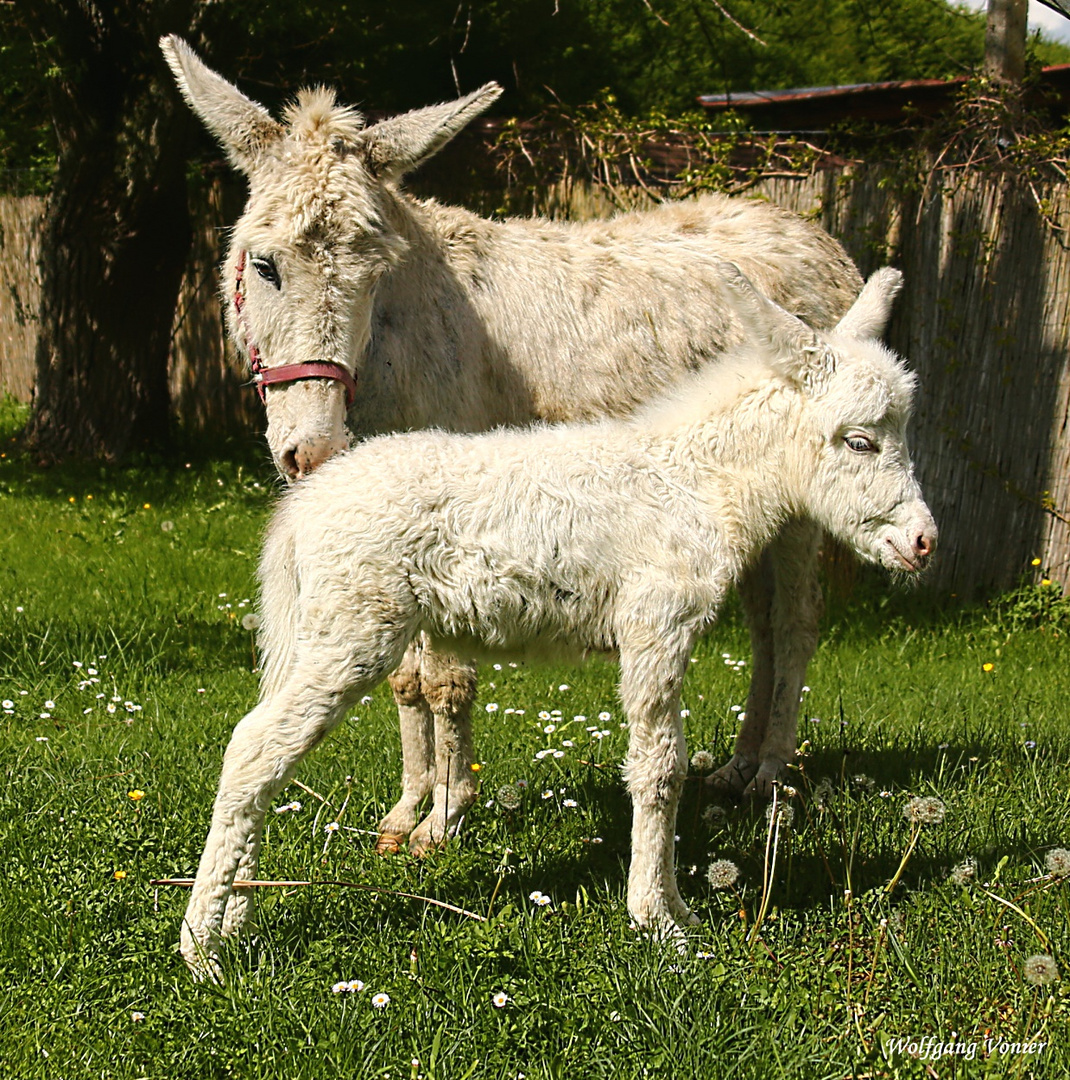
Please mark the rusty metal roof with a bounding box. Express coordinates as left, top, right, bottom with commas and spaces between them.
696, 64, 1070, 130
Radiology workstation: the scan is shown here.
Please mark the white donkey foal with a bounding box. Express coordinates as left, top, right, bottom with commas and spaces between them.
161, 37, 865, 863
180, 267, 936, 979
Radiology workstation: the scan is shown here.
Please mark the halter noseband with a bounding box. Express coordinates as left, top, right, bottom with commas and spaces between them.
233, 251, 358, 409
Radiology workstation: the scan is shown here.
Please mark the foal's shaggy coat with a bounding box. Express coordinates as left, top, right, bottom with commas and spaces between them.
161, 37, 865, 859
179, 267, 936, 978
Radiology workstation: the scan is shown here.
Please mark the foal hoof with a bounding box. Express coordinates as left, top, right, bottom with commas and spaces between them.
374, 831, 405, 855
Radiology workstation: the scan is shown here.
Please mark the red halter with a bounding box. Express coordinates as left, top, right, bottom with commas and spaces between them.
233, 251, 358, 409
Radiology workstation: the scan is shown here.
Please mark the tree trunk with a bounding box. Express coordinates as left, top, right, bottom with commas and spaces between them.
984, 0, 1028, 85
21, 1, 198, 460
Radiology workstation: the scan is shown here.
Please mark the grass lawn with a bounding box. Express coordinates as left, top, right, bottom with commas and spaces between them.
0, 400, 1067, 1079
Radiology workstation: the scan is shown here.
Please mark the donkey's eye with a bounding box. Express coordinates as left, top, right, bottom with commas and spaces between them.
251, 256, 281, 289
844, 434, 877, 453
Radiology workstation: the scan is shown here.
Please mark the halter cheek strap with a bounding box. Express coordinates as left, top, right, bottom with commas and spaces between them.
233, 251, 358, 409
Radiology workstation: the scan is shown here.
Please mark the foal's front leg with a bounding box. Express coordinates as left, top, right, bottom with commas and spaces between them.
619, 631, 697, 936
708, 552, 775, 798
742, 519, 823, 801
181, 674, 361, 981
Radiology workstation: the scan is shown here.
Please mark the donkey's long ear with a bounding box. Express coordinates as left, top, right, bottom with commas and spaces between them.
355, 83, 503, 180
833, 267, 903, 340
160, 35, 283, 173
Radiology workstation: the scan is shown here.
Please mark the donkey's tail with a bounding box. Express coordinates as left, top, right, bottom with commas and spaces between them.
255, 503, 303, 701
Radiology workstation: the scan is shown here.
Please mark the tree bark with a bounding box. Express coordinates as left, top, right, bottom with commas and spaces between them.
21, 1, 198, 460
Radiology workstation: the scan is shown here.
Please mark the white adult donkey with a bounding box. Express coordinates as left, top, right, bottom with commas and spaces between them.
179, 265, 935, 978
162, 37, 864, 857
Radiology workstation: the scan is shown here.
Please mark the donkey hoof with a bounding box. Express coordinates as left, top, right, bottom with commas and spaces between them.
742, 763, 784, 804
706, 755, 758, 799
374, 832, 405, 855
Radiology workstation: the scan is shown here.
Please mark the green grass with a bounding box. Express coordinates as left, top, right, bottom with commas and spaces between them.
0, 408, 1068, 1079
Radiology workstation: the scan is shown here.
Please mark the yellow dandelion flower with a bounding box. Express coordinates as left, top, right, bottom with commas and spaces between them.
128, 789, 145, 801
113, 870, 127, 880
982, 663, 994, 673
68, 496, 75, 503
1042, 578, 1052, 586
470, 762, 483, 772
143, 503, 151, 510
1032, 557, 1042, 566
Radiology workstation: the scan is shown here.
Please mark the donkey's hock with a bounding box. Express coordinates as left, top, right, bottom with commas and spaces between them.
178, 268, 934, 980
161, 37, 870, 853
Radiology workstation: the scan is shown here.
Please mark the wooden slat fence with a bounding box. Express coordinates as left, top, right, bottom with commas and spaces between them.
3, 167, 1070, 595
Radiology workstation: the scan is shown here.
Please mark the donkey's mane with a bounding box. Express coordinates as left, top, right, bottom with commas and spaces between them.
261, 88, 387, 241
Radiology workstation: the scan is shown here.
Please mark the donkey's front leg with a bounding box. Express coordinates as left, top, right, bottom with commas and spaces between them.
742, 519, 823, 801
408, 645, 479, 856
620, 632, 698, 936
708, 552, 775, 799
377, 641, 435, 854
181, 676, 358, 981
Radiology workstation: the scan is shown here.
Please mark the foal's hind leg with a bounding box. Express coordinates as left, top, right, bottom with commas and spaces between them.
376, 641, 436, 854
407, 645, 479, 856
708, 551, 776, 799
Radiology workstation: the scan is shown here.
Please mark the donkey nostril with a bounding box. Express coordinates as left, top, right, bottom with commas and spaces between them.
915, 533, 932, 557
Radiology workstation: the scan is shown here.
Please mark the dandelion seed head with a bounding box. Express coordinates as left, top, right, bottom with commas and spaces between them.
1024, 954, 1060, 986
765, 803, 794, 828
241, 613, 261, 631
496, 783, 522, 811
903, 796, 946, 826
706, 859, 740, 889
690, 750, 715, 774
1045, 848, 1070, 877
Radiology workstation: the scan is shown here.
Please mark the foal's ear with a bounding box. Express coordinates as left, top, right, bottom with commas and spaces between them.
833, 267, 903, 341
719, 261, 835, 391
160, 35, 283, 174
719, 262, 820, 359
355, 83, 503, 180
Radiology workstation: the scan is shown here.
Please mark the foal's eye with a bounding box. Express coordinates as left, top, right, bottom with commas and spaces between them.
844, 434, 877, 453
251, 256, 281, 289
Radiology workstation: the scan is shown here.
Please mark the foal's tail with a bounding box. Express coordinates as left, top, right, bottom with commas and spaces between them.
255, 503, 303, 701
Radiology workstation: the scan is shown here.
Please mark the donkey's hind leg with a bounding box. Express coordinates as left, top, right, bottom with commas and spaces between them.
407, 644, 479, 856
377, 641, 436, 853
708, 551, 776, 799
